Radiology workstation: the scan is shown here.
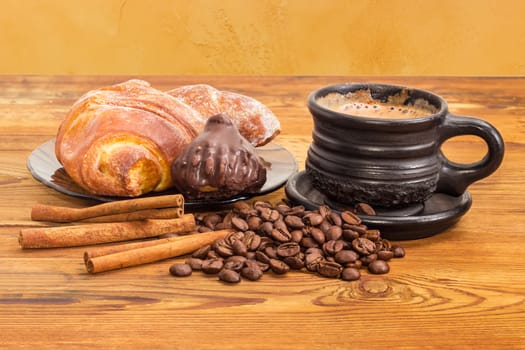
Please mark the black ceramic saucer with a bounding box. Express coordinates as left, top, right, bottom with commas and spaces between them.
284, 171, 472, 240
27, 139, 298, 209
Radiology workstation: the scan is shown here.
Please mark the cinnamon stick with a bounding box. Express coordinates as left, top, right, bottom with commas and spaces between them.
83, 234, 189, 262
31, 194, 184, 223
85, 229, 233, 274
19, 214, 195, 249
80, 207, 184, 223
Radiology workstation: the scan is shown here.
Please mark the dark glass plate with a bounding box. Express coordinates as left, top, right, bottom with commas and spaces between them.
27, 139, 298, 209
285, 171, 472, 240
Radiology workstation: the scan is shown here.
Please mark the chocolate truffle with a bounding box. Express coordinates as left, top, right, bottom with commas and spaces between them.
171, 113, 267, 200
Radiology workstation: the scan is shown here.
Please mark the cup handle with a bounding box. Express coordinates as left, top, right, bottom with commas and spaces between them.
436, 113, 504, 196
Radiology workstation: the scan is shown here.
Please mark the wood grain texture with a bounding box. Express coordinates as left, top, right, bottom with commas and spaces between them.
0, 76, 524, 349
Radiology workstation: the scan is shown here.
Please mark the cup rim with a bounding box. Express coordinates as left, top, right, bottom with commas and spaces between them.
308, 82, 448, 125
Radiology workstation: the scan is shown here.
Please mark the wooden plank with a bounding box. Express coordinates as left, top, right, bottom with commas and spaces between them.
0, 76, 524, 349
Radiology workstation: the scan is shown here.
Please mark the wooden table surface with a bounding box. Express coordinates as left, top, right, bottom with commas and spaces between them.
1, 76, 524, 349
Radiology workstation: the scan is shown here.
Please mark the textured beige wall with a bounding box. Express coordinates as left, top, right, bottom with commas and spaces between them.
1, 0, 524, 75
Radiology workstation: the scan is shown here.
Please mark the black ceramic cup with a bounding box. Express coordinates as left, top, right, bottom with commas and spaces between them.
305, 83, 504, 208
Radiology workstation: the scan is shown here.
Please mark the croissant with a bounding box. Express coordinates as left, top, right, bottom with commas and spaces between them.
55, 79, 206, 197
56, 80, 281, 197
167, 84, 280, 146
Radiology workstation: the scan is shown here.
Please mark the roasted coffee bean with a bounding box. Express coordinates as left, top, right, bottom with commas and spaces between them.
222, 211, 234, 226
305, 253, 324, 272
368, 260, 390, 274
179, 199, 405, 284
242, 231, 261, 251
305, 247, 324, 256
392, 246, 406, 258
327, 212, 343, 226
360, 253, 377, 266
270, 228, 292, 243
259, 207, 280, 222
286, 205, 306, 217
284, 215, 305, 229
355, 202, 376, 216
224, 231, 244, 246
317, 260, 343, 278
223, 259, 245, 272
231, 201, 248, 214
273, 219, 289, 233
275, 204, 291, 215
243, 257, 261, 268
334, 250, 359, 264
341, 267, 361, 281
341, 210, 362, 225
198, 225, 213, 233
346, 260, 363, 269
206, 250, 221, 259
233, 201, 253, 216
192, 244, 211, 259
283, 253, 305, 270
255, 251, 271, 264
264, 246, 279, 259
291, 229, 303, 243
231, 216, 249, 231
303, 212, 324, 226
212, 238, 225, 251
379, 239, 392, 250
377, 250, 394, 261
214, 222, 232, 230
201, 258, 224, 274
352, 237, 376, 255
318, 205, 331, 218
255, 261, 270, 272
269, 259, 290, 274
343, 223, 367, 235
217, 223, 235, 232
225, 255, 247, 264
259, 221, 274, 236
318, 220, 331, 234
342, 229, 359, 241
194, 213, 206, 222
169, 263, 193, 277
219, 269, 241, 283
276, 242, 301, 258
258, 236, 274, 250
309, 227, 326, 245
300, 236, 320, 249
241, 264, 264, 281
215, 242, 234, 258
185, 257, 204, 270
257, 206, 272, 221
364, 229, 381, 242
253, 201, 272, 211
247, 215, 263, 231
268, 209, 281, 222
203, 213, 222, 229
323, 240, 345, 256
232, 240, 248, 256
339, 239, 351, 250
325, 225, 343, 241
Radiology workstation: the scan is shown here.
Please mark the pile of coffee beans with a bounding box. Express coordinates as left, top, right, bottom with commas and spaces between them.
169, 200, 405, 283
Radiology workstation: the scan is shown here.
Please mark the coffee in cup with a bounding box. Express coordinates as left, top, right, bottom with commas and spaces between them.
306, 83, 504, 208
315, 88, 437, 119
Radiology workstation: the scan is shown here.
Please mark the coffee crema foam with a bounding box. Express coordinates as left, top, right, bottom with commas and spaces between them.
317, 89, 438, 119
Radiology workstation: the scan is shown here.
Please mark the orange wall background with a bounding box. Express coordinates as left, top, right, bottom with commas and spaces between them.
1, 0, 524, 75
